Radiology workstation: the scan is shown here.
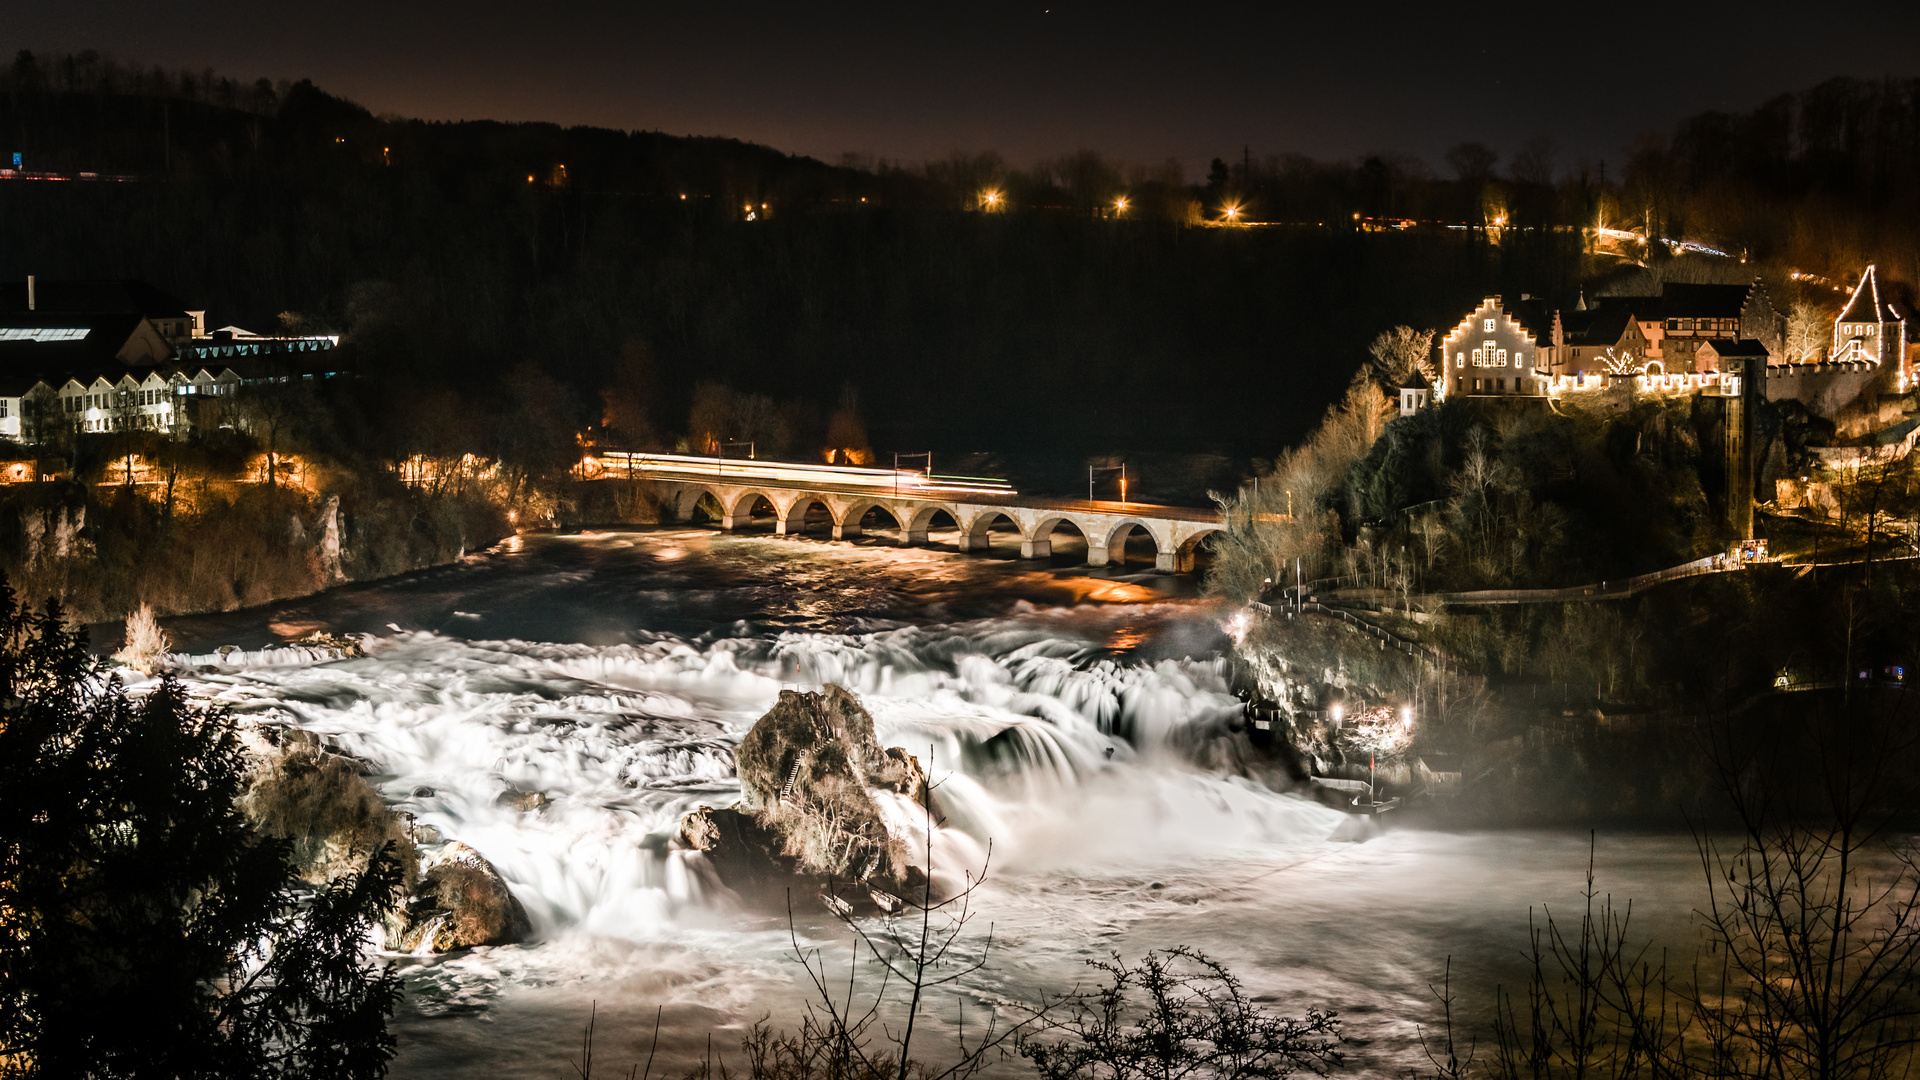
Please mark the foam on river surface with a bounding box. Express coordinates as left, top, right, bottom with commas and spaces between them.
134, 531, 1703, 1078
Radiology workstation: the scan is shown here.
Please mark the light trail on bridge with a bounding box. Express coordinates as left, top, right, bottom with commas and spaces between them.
588, 451, 1018, 497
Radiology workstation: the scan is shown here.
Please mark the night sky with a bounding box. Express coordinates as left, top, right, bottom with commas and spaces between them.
9, 0, 1920, 176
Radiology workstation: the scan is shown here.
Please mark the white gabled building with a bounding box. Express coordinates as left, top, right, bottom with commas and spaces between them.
1831, 264, 1909, 373
1438, 297, 1553, 399
0, 279, 342, 446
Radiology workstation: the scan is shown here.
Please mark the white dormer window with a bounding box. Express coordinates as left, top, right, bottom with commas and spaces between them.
1484, 318, 1496, 332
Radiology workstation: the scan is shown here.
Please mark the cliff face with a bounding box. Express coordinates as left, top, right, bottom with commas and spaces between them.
0, 479, 509, 624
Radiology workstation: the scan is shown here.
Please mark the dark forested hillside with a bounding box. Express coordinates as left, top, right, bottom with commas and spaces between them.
3, 53, 1916, 457
0, 59, 1554, 457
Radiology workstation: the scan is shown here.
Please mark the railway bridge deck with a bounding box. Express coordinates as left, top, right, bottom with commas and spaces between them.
589, 452, 1225, 573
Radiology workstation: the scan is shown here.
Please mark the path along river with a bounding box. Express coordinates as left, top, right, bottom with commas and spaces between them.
145, 529, 1713, 1078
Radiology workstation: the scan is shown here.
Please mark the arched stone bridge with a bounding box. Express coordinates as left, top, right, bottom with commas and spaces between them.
589, 453, 1226, 573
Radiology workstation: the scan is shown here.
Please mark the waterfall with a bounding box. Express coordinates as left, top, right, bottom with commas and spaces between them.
171, 610, 1340, 942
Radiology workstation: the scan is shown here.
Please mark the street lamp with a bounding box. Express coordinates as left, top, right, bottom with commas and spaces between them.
981, 190, 1002, 210
1114, 196, 1129, 214
1222, 204, 1242, 222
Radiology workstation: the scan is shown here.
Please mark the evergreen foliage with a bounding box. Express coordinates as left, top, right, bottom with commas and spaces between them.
0, 580, 403, 1079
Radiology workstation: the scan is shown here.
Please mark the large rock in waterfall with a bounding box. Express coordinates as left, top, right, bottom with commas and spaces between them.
397, 842, 533, 952
241, 738, 533, 952
679, 803, 794, 885
241, 743, 420, 889
682, 685, 931, 907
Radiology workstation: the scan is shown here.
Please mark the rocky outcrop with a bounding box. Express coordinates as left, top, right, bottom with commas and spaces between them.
242, 745, 419, 889
244, 741, 533, 952
496, 789, 549, 813
396, 842, 533, 952
679, 803, 795, 891
7, 490, 88, 574
317, 495, 346, 583
290, 630, 366, 659
684, 685, 932, 910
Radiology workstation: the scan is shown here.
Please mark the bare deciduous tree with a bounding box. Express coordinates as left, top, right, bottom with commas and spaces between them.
1366, 327, 1436, 388
1784, 302, 1834, 365
1021, 947, 1342, 1080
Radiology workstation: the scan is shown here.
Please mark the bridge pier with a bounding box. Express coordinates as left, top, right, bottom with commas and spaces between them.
904, 528, 929, 545
1086, 545, 1110, 568
1021, 538, 1051, 559
833, 521, 861, 541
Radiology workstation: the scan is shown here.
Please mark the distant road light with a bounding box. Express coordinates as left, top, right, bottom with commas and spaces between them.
1223, 204, 1242, 222
1114, 196, 1128, 213
982, 190, 1002, 209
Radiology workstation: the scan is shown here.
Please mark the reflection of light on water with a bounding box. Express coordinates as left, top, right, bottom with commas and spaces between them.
1066, 579, 1161, 603
268, 620, 327, 639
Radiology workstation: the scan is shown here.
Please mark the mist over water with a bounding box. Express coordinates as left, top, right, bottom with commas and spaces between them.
150, 531, 1708, 1077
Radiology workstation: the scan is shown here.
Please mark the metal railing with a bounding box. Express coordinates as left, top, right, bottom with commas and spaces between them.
1250, 599, 1467, 673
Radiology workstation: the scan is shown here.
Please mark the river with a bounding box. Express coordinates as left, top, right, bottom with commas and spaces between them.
150, 529, 1712, 1078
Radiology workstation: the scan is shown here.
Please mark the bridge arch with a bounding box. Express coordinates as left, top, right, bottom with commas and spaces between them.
839, 500, 908, 542
903, 504, 962, 546
1172, 526, 1226, 574
725, 489, 780, 531
1025, 515, 1092, 562
779, 495, 837, 538
676, 486, 728, 525
1101, 519, 1167, 569
961, 510, 1021, 555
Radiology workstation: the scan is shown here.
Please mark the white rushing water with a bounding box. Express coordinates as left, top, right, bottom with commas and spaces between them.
148, 532, 1709, 1077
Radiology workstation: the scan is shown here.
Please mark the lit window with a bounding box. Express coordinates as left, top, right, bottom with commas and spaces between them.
1456, 352, 1465, 367
1484, 318, 1496, 332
